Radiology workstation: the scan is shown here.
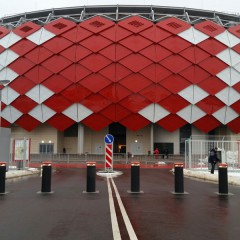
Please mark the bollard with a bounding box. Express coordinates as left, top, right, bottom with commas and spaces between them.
0, 162, 6, 194
128, 162, 143, 193
41, 162, 52, 193
86, 162, 96, 193
218, 163, 228, 195
173, 162, 185, 194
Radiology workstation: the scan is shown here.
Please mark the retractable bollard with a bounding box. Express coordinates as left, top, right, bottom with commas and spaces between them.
41, 162, 53, 193
85, 162, 98, 193
0, 162, 7, 194
128, 162, 143, 193
218, 163, 229, 195
173, 162, 187, 194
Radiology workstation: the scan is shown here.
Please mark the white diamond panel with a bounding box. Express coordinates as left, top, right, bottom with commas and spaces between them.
215, 87, 240, 106
177, 105, 206, 123
29, 104, 56, 122
0, 49, 19, 67
178, 27, 209, 44
215, 30, 240, 47
217, 67, 240, 86
0, 32, 22, 48
1, 86, 20, 104
1, 105, 22, 123
27, 28, 55, 45
213, 106, 238, 124
0, 67, 18, 82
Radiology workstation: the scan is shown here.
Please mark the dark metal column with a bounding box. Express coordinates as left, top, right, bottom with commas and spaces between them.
0, 162, 6, 194
41, 162, 52, 193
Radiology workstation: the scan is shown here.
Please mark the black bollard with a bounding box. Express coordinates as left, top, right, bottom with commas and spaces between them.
131, 162, 141, 193
41, 162, 52, 193
86, 162, 96, 193
0, 162, 6, 194
174, 162, 184, 194
218, 163, 228, 195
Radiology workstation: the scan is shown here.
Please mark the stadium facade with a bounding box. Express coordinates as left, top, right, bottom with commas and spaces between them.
0, 5, 240, 155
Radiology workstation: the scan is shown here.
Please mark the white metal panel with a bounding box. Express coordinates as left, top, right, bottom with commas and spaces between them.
216, 48, 240, 66
0, 49, 19, 67
178, 27, 209, 44
215, 87, 240, 106
215, 30, 240, 47
213, 106, 238, 124
0, 67, 18, 82
0, 64, 3, 71
26, 28, 55, 45
217, 67, 240, 86
1, 86, 20, 104
233, 62, 240, 72
0, 32, 22, 48
1, 105, 22, 123
29, 104, 56, 122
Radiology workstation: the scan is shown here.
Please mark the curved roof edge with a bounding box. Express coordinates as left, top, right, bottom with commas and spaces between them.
1, 5, 240, 29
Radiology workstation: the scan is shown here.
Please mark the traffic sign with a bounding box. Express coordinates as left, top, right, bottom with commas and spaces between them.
104, 134, 114, 144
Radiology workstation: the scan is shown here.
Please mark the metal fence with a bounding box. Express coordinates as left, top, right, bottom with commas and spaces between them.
185, 139, 240, 170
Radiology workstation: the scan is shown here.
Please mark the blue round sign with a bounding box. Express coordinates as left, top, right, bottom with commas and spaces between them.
104, 134, 114, 144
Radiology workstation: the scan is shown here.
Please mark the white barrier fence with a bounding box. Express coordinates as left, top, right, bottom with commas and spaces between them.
185, 139, 240, 170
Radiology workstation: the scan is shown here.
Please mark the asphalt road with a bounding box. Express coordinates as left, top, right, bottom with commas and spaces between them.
1, 168, 240, 240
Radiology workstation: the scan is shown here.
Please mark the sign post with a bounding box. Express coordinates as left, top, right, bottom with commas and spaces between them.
104, 134, 114, 172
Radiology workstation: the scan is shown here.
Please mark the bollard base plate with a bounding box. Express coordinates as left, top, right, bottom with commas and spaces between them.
171, 191, 189, 195
127, 190, 144, 194
83, 190, 100, 194
37, 191, 54, 194
0, 192, 9, 195
215, 192, 234, 196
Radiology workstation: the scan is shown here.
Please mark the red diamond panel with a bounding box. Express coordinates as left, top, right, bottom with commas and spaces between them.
62, 25, 93, 43
228, 25, 240, 38
159, 35, 192, 53
140, 64, 172, 83
157, 114, 187, 132
47, 114, 75, 131
41, 55, 72, 73
80, 16, 115, 34
159, 75, 191, 94
157, 17, 191, 34
0, 118, 10, 128
197, 38, 227, 55
24, 66, 53, 84
196, 96, 225, 114
44, 18, 76, 35
80, 93, 111, 112
139, 84, 171, 102
0, 45, 5, 54
100, 104, 131, 122
140, 44, 172, 62
43, 75, 71, 93
230, 100, 240, 114
43, 36, 73, 54
82, 113, 112, 131
99, 84, 132, 103
119, 53, 152, 73
60, 44, 92, 62
15, 115, 41, 131
44, 95, 72, 113
9, 57, 35, 75
13, 21, 41, 37
193, 115, 221, 133
179, 46, 210, 64
179, 65, 210, 84
118, 16, 153, 34
60, 64, 92, 83
160, 55, 192, 74
80, 54, 111, 72
80, 35, 112, 53
194, 20, 225, 37
232, 43, 240, 54
80, 73, 111, 93
25, 46, 54, 64
10, 39, 37, 56
140, 25, 172, 43
61, 84, 92, 102
119, 35, 152, 53
120, 73, 152, 93
11, 96, 37, 114
197, 76, 227, 95
198, 57, 228, 75
120, 114, 150, 131
233, 82, 240, 93
159, 94, 190, 113
227, 117, 240, 133
9, 76, 35, 94
119, 94, 150, 113
0, 26, 10, 39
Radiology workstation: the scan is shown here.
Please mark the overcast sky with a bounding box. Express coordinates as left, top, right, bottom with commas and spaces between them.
1, 0, 240, 18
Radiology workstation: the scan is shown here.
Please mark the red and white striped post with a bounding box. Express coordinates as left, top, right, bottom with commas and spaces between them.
104, 134, 114, 172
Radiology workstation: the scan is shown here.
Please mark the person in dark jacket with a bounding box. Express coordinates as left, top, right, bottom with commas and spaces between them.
208, 147, 220, 174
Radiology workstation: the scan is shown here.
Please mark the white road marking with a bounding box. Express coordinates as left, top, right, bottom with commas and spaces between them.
107, 177, 122, 240
110, 178, 138, 240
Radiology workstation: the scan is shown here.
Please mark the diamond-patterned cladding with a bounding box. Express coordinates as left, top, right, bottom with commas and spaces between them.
178, 27, 209, 44
193, 115, 221, 133
46, 114, 75, 131
9, 57, 35, 75
26, 28, 55, 45
11, 95, 38, 114
215, 30, 240, 48
194, 20, 225, 37
231, 100, 240, 114
10, 39, 37, 56
196, 96, 225, 114
119, 114, 150, 131
177, 105, 206, 123
227, 117, 240, 133
44, 95, 72, 113
29, 104, 56, 122
1, 105, 22, 123
13, 21, 41, 37
9, 76, 35, 95
213, 106, 238, 124
15, 115, 41, 132
0, 26, 10, 39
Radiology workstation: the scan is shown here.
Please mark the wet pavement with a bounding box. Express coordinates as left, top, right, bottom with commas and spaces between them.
1, 168, 240, 240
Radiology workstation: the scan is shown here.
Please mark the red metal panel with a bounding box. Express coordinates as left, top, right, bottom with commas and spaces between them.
11, 96, 37, 113
233, 81, 240, 93
196, 96, 225, 114
159, 94, 190, 114
44, 95, 72, 113
9, 57, 35, 75
227, 117, 240, 133
120, 113, 150, 131
0, 26, 10, 39
193, 115, 221, 133
232, 43, 240, 54
156, 17, 191, 34
194, 20, 225, 37
230, 100, 240, 114
9, 76, 35, 94
197, 38, 227, 55
46, 114, 75, 131
13, 21, 41, 37
15, 115, 41, 131
10, 39, 37, 56
0, 118, 10, 128
0, 45, 5, 54
44, 18, 76, 35
228, 25, 240, 38
197, 76, 227, 95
